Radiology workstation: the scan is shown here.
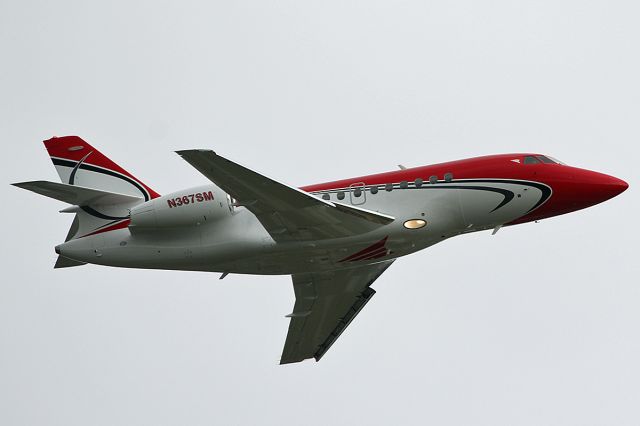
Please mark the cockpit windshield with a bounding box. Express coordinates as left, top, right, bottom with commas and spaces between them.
523, 155, 564, 165
537, 155, 555, 164
538, 155, 565, 165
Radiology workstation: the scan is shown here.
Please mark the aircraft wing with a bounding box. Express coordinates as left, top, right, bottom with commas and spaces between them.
176, 150, 394, 242
280, 260, 394, 364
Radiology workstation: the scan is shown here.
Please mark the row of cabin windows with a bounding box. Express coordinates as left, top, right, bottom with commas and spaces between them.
320, 172, 454, 200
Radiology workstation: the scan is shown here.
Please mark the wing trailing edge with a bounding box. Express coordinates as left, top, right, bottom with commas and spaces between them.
280, 260, 394, 364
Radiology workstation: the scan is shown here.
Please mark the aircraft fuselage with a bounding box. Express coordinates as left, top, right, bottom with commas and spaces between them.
56, 153, 627, 275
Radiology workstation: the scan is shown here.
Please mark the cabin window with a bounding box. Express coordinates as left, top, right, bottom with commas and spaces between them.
337, 192, 345, 200
444, 172, 453, 182
322, 193, 330, 200
400, 181, 408, 189
523, 156, 541, 164
415, 178, 423, 188
429, 175, 438, 184
385, 183, 393, 191
353, 188, 362, 197
370, 186, 378, 194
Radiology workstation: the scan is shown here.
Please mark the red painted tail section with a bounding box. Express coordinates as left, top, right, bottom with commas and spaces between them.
44, 136, 160, 199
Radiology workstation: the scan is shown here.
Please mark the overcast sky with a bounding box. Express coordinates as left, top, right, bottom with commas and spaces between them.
1, 1, 639, 425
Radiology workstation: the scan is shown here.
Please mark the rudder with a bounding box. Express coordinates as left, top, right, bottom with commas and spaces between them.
45, 136, 160, 201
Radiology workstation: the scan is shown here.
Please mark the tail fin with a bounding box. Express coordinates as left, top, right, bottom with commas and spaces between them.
45, 136, 160, 201
13, 136, 160, 256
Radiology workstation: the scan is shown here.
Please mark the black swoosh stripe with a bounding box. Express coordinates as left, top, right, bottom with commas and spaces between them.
458, 179, 552, 213
52, 158, 150, 201
68, 151, 93, 185
80, 206, 128, 221
313, 179, 552, 214
53, 158, 137, 224
317, 184, 514, 212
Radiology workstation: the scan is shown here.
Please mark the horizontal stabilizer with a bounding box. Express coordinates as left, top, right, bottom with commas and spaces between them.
12, 181, 142, 206
16, 136, 157, 241
54, 255, 87, 269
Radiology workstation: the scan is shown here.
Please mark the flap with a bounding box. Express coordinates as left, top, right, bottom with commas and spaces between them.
280, 260, 394, 364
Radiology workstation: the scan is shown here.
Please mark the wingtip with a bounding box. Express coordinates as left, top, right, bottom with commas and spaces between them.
279, 357, 306, 365
11, 181, 31, 189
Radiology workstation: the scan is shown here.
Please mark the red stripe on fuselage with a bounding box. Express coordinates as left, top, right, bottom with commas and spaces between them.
300, 153, 627, 225
301, 154, 544, 193
82, 220, 131, 238
340, 237, 388, 262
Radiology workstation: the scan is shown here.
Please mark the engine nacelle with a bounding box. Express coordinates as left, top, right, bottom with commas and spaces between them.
129, 185, 231, 228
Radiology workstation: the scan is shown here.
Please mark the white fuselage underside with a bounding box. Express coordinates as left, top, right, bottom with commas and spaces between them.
57, 179, 550, 274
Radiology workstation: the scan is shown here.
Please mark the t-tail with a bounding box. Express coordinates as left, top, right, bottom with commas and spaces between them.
12, 136, 160, 268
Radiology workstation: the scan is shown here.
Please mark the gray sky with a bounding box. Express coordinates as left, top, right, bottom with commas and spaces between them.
1, 1, 638, 425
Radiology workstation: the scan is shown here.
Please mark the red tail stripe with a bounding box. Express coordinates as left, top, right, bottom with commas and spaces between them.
82, 220, 131, 238
44, 136, 160, 199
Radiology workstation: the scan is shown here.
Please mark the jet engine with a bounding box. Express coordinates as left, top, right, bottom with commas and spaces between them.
129, 185, 232, 228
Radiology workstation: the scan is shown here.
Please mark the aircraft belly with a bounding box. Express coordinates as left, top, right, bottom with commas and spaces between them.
55, 179, 550, 274
58, 229, 205, 270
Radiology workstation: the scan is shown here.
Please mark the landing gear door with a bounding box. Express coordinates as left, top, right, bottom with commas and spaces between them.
349, 182, 366, 206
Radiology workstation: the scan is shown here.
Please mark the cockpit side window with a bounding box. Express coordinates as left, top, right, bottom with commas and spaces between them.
537, 155, 556, 164
548, 156, 565, 165
523, 156, 541, 164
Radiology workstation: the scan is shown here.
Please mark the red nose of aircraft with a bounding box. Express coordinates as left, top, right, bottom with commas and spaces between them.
546, 167, 628, 217
511, 165, 628, 225
569, 168, 628, 205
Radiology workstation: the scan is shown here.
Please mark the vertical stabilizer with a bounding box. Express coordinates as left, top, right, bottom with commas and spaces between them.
44, 136, 159, 201
13, 136, 160, 246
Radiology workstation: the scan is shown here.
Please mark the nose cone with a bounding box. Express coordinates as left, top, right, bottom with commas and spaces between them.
581, 172, 628, 204
554, 169, 629, 215
508, 167, 627, 224
605, 176, 628, 197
